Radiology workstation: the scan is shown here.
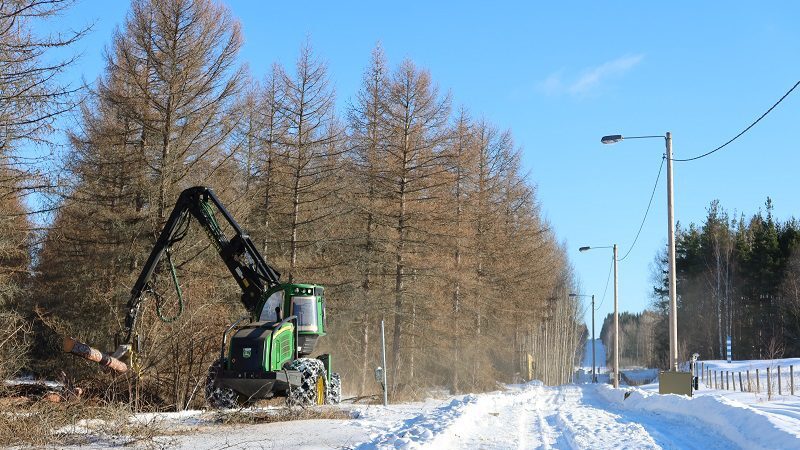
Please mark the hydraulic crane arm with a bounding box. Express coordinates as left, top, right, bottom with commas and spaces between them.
119, 186, 281, 348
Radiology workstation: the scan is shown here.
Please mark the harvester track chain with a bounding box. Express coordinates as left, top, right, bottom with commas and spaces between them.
327, 372, 342, 404
286, 358, 328, 406
205, 358, 240, 409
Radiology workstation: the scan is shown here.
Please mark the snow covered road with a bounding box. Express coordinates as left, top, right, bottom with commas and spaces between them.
354, 383, 744, 449
64, 380, 800, 449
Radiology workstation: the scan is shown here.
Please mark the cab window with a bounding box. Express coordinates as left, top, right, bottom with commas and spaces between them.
259, 290, 284, 322
291, 296, 318, 332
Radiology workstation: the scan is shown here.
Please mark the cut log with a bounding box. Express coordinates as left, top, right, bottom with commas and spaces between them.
42, 393, 62, 403
63, 337, 128, 373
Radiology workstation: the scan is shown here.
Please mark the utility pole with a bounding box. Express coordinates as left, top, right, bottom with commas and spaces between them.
577, 245, 619, 388
599, 131, 680, 377
613, 244, 619, 388
666, 132, 678, 372
592, 294, 597, 383
568, 292, 598, 384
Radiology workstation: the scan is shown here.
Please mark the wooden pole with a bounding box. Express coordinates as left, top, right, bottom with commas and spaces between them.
756, 369, 760, 393
380, 320, 388, 406
726, 371, 730, 390
778, 366, 782, 396
739, 372, 743, 392
791, 365, 795, 396
747, 370, 751, 392
767, 367, 771, 398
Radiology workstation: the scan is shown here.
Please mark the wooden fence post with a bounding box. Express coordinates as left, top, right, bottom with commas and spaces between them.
778, 366, 782, 396
767, 367, 772, 399
791, 365, 795, 396
701, 362, 705, 383
714, 370, 717, 389
747, 370, 751, 392
756, 369, 760, 393
739, 372, 743, 392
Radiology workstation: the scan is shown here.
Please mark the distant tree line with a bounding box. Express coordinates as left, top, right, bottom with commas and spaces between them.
659, 198, 800, 363
607, 198, 800, 369
0, 0, 582, 409
599, 310, 660, 369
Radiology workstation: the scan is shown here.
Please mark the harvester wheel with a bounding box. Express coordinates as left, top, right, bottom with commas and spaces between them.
327, 372, 341, 404
205, 358, 240, 409
286, 358, 327, 406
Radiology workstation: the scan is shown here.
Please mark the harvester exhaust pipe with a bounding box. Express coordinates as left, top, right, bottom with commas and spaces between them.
63, 337, 128, 373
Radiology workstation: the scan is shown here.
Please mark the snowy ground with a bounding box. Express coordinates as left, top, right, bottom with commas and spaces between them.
47, 379, 800, 449
31, 348, 800, 449
353, 381, 800, 449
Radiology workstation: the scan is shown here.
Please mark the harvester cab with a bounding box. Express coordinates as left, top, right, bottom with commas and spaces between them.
257, 284, 327, 353
63, 186, 341, 408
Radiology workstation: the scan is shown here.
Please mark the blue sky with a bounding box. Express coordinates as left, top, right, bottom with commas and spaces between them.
40, 1, 800, 334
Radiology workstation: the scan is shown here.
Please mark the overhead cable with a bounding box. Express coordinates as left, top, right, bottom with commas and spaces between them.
617, 156, 665, 262
673, 79, 800, 162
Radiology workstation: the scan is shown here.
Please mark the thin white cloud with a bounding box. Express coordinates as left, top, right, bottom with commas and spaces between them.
537, 70, 565, 96
537, 54, 644, 97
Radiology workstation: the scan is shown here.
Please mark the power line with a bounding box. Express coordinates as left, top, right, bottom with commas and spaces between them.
595, 258, 613, 311
577, 302, 590, 320
617, 156, 665, 262
673, 79, 800, 162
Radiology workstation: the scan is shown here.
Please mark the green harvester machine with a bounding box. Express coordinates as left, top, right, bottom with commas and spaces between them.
64, 186, 340, 408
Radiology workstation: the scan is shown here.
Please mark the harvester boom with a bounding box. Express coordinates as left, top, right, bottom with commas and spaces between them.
64, 186, 282, 368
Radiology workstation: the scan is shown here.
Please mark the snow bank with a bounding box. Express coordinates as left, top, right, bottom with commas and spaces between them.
596, 384, 800, 450
702, 357, 800, 372
354, 394, 478, 449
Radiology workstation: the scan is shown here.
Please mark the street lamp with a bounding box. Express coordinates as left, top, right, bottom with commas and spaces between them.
569, 293, 596, 383
600, 132, 678, 372
579, 244, 619, 388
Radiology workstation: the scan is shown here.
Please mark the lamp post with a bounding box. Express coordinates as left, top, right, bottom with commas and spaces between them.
579, 244, 618, 388
569, 293, 596, 383
600, 132, 678, 372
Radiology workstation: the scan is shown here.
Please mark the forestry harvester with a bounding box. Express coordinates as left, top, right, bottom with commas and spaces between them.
63, 186, 340, 407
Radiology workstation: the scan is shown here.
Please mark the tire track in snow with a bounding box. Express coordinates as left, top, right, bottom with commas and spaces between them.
428, 385, 546, 449
352, 394, 479, 449
581, 387, 739, 449
531, 386, 558, 449
549, 385, 659, 449
351, 383, 742, 449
